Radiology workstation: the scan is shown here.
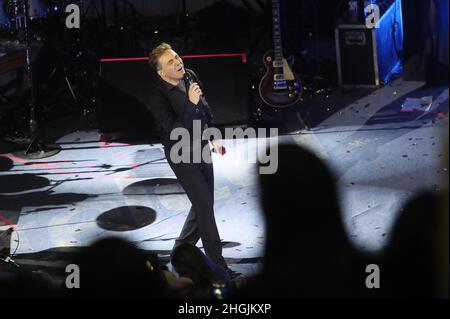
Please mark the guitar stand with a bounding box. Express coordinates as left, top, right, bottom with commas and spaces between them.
295, 111, 310, 131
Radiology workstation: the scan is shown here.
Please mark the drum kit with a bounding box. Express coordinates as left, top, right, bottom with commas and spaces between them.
1, 1, 129, 158
1, 1, 187, 157
0, 1, 66, 158
1, 0, 52, 38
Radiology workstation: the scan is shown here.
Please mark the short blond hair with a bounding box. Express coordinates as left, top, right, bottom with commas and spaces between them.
149, 42, 172, 70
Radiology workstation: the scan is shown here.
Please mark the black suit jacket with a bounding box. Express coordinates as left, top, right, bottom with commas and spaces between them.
145, 69, 215, 148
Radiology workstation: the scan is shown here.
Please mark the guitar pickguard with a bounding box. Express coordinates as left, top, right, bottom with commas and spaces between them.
282, 58, 295, 81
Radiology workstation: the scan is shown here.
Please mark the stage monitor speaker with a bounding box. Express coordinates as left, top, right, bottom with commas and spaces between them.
181, 54, 250, 126
98, 53, 249, 141
98, 59, 158, 141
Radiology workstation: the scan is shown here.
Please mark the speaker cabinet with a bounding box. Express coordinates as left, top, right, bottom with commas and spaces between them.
98, 53, 249, 141
335, 0, 404, 87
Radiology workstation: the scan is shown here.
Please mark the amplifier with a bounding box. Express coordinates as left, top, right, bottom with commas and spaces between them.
335, 0, 403, 87
98, 53, 249, 141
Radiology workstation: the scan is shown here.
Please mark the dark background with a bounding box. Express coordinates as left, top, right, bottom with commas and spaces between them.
0, 0, 448, 142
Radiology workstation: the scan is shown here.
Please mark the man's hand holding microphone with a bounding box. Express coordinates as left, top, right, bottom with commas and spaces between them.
188, 82, 203, 105
185, 73, 225, 156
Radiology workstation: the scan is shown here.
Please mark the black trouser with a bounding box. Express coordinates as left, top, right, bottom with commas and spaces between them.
164, 144, 226, 269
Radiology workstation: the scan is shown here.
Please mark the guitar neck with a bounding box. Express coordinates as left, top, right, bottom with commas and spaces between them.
272, 0, 284, 62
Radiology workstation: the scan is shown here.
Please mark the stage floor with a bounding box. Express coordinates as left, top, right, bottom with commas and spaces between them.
0, 79, 448, 279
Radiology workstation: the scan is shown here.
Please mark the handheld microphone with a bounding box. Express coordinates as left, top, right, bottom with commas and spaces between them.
183, 72, 193, 93
184, 72, 207, 104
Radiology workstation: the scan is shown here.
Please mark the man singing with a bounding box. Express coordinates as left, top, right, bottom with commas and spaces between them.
147, 43, 238, 279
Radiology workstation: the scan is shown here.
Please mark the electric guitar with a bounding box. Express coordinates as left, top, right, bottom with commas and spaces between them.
259, 0, 302, 108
